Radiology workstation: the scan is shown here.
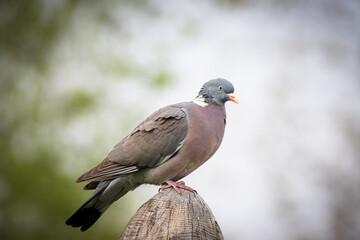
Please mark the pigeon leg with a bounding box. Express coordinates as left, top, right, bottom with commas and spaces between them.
159, 180, 196, 194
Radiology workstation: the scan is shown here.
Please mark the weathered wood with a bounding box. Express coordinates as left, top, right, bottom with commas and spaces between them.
119, 188, 224, 240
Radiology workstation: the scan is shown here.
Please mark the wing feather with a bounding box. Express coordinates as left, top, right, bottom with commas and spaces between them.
76, 104, 188, 182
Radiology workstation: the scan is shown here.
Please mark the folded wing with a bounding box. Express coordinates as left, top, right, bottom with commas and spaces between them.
76, 105, 188, 183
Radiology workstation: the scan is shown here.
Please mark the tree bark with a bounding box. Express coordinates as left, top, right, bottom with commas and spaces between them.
119, 188, 224, 240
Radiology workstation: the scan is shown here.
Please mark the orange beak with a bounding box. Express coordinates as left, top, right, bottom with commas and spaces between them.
227, 94, 239, 104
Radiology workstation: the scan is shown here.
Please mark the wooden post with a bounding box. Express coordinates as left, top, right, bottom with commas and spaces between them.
119, 188, 224, 240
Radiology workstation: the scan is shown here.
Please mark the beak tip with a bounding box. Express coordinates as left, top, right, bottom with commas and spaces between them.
228, 94, 239, 104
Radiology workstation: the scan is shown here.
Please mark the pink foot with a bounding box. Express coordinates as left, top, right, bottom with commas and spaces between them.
159, 180, 196, 194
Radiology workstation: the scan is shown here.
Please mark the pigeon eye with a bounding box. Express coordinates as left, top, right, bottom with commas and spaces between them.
218, 86, 223, 91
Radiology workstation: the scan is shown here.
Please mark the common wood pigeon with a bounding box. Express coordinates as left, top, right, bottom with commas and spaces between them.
66, 78, 238, 231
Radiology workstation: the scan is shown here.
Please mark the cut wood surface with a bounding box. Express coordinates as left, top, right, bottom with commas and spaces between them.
119, 188, 224, 240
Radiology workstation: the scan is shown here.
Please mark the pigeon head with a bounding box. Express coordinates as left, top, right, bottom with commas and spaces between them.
197, 78, 239, 106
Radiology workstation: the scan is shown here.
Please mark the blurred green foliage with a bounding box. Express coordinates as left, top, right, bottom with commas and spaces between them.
151, 71, 173, 88
63, 89, 97, 117
0, 0, 77, 68
0, 2, 101, 239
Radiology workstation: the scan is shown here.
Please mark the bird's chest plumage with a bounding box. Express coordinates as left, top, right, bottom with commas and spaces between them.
173, 104, 226, 179
142, 102, 227, 183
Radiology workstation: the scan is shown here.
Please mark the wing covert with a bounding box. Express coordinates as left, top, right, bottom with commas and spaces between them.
77, 105, 188, 182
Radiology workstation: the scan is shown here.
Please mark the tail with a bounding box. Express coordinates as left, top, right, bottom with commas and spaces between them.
66, 181, 110, 231
66, 178, 138, 231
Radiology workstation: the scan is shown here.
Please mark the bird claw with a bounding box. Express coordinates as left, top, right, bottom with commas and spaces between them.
159, 180, 197, 194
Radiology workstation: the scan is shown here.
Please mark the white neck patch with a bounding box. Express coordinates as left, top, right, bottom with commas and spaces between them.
193, 95, 209, 107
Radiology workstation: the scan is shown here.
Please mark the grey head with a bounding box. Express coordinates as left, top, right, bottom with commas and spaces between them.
197, 78, 239, 106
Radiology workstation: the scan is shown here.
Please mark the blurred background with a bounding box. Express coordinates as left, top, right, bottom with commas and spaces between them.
1, 0, 359, 239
